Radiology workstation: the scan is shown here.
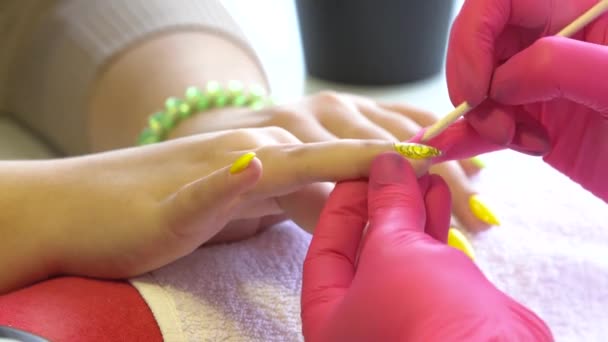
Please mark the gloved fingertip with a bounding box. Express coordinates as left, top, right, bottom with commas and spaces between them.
464, 81, 491, 108
509, 123, 551, 156
446, 37, 492, 108
369, 152, 412, 187
368, 152, 427, 233
412, 121, 503, 164
467, 101, 517, 146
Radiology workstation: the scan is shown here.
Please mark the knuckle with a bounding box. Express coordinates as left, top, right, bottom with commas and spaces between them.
415, 109, 439, 124
256, 141, 305, 170
315, 90, 345, 106
341, 122, 386, 139
268, 107, 309, 127
261, 126, 301, 144
279, 142, 309, 159
271, 108, 295, 123
529, 37, 560, 74
351, 139, 386, 154
230, 128, 266, 147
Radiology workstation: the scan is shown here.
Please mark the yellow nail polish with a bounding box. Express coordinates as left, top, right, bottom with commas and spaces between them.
448, 228, 476, 260
229, 152, 256, 174
470, 157, 486, 169
393, 142, 441, 160
469, 195, 500, 226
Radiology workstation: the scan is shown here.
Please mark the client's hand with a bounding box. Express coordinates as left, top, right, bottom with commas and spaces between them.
1, 128, 430, 293
301, 153, 553, 341
172, 91, 497, 231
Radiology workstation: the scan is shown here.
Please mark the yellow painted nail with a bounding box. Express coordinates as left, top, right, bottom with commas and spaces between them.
448, 228, 476, 260
393, 142, 441, 160
470, 157, 486, 169
469, 195, 500, 226
229, 152, 256, 174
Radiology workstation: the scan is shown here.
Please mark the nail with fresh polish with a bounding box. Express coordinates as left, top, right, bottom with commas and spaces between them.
470, 157, 486, 169
448, 227, 476, 260
469, 195, 500, 226
394, 142, 441, 160
229, 152, 256, 174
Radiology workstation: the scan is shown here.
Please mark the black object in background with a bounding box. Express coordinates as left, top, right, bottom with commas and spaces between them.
295, 0, 455, 85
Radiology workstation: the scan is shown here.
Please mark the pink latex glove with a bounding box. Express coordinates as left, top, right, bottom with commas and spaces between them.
445, 0, 608, 201
301, 152, 553, 342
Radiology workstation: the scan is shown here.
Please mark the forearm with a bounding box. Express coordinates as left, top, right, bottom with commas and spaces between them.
88, 31, 268, 151
8, 0, 264, 155
0, 161, 63, 294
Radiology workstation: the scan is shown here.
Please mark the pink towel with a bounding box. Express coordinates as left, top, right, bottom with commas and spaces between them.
130, 150, 608, 342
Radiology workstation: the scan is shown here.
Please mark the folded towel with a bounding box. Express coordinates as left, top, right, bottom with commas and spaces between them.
131, 150, 608, 342
131, 220, 309, 342
470, 151, 608, 342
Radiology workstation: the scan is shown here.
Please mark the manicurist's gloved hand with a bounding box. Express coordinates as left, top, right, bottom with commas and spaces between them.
444, 0, 608, 201
301, 152, 553, 341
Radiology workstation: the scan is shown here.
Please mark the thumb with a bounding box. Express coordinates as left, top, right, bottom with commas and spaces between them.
161, 152, 262, 247
367, 152, 427, 236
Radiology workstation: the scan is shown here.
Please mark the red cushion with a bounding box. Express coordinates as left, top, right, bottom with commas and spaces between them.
0, 277, 162, 342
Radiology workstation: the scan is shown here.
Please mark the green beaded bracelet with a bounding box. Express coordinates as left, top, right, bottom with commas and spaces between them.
137, 81, 273, 145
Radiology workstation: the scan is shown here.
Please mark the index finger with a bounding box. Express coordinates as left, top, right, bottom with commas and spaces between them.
410, 120, 504, 163
247, 140, 436, 198
446, 0, 574, 106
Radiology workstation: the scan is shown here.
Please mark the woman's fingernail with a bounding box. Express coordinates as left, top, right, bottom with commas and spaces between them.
394, 142, 441, 160
470, 157, 486, 169
469, 195, 500, 226
229, 152, 256, 174
448, 227, 476, 260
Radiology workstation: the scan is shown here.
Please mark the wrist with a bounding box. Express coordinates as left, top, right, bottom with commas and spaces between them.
150, 82, 271, 142
167, 106, 247, 139
0, 161, 66, 293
